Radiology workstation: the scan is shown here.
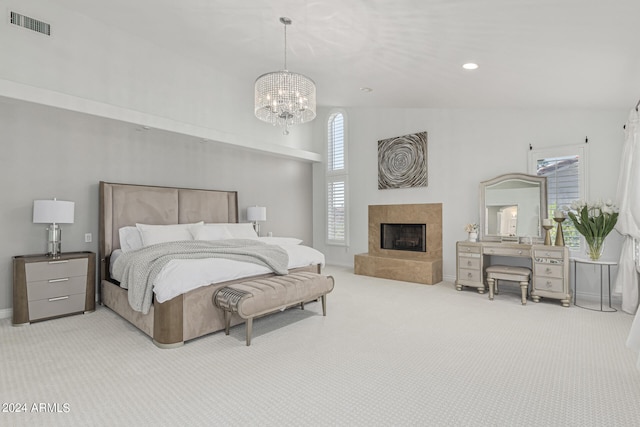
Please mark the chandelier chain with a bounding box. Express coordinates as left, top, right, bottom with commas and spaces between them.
283, 22, 287, 70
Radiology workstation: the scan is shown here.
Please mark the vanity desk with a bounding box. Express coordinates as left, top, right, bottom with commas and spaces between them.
458, 172, 571, 307
456, 241, 571, 306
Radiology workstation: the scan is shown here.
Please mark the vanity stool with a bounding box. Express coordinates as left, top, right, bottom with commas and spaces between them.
486, 265, 532, 305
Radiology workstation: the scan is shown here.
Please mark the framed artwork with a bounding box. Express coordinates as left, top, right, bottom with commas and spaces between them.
378, 131, 428, 189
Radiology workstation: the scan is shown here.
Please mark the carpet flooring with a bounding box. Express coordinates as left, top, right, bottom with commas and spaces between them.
2, 265, 639, 426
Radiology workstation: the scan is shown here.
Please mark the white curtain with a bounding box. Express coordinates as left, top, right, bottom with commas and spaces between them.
614, 107, 640, 370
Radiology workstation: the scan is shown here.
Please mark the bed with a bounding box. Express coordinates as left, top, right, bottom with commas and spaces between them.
99, 181, 323, 348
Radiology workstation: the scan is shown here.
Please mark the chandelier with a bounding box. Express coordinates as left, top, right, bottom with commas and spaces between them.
254, 17, 316, 135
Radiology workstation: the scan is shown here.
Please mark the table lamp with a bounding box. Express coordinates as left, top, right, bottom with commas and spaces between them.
33, 198, 75, 257
247, 206, 267, 237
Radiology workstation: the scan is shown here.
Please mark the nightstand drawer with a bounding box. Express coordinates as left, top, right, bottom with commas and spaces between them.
26, 276, 87, 301
534, 263, 563, 279
25, 258, 88, 282
28, 293, 86, 321
534, 276, 564, 293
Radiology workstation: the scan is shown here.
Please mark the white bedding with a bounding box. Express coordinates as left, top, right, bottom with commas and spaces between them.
110, 241, 325, 304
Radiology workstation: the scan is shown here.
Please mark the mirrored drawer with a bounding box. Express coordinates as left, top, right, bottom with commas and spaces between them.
533, 276, 564, 293
484, 247, 531, 257
534, 263, 563, 279
458, 257, 480, 270
458, 244, 481, 254
534, 249, 564, 259
458, 268, 482, 283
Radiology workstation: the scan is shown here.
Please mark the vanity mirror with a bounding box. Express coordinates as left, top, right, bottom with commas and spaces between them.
479, 173, 547, 242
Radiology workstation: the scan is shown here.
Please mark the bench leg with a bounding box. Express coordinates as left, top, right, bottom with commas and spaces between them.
224, 310, 231, 335
520, 281, 528, 305
246, 317, 253, 346
321, 294, 327, 316
487, 278, 495, 300
301, 301, 304, 310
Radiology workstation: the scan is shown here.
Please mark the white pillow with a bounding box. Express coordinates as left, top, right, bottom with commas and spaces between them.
136, 222, 203, 246
194, 224, 233, 241
118, 226, 144, 252
223, 223, 259, 239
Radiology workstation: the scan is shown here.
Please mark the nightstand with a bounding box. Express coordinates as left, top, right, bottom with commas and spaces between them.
12, 251, 96, 325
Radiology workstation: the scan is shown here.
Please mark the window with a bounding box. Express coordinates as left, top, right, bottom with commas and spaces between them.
327, 180, 346, 242
327, 111, 348, 245
529, 145, 588, 250
328, 113, 344, 171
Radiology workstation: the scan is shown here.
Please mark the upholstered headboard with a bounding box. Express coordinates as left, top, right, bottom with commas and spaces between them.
99, 181, 238, 282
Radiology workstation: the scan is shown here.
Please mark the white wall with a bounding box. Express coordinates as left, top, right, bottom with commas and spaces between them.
312, 107, 627, 297
0, 0, 318, 160
0, 99, 313, 312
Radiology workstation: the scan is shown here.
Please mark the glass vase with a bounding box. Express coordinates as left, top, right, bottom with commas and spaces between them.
587, 237, 605, 261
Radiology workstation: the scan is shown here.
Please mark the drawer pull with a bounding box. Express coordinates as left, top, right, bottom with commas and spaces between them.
48, 296, 69, 302
48, 260, 69, 264
467, 272, 473, 278
467, 261, 472, 266
466, 248, 471, 252
48, 278, 69, 283
545, 268, 552, 274
518, 250, 522, 254
546, 281, 552, 288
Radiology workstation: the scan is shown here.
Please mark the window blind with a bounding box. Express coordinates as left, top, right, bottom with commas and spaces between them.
328, 113, 344, 172
327, 180, 346, 242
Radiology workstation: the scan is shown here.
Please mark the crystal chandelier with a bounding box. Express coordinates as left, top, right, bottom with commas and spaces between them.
254, 17, 316, 135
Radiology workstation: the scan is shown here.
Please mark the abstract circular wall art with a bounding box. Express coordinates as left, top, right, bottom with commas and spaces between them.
378, 131, 428, 189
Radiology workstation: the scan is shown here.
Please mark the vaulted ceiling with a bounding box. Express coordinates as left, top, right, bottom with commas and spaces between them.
59, 0, 640, 110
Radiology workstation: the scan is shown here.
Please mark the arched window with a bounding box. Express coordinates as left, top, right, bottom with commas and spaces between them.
327, 111, 348, 245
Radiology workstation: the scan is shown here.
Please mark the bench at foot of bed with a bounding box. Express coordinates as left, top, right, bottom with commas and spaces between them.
213, 272, 335, 346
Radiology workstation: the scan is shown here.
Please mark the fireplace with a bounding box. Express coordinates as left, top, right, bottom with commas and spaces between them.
354, 203, 443, 285
381, 223, 426, 252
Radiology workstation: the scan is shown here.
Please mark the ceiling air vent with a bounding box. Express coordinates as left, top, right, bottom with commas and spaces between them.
10, 11, 51, 36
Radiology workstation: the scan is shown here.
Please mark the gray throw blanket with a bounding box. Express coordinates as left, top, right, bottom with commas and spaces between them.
112, 239, 289, 314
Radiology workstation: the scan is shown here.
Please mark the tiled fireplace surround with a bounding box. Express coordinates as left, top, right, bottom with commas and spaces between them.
354, 203, 443, 285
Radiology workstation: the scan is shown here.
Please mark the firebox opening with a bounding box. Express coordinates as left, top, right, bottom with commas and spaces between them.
380, 223, 426, 252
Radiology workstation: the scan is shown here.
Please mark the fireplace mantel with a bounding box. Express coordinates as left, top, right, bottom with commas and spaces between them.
354, 203, 443, 284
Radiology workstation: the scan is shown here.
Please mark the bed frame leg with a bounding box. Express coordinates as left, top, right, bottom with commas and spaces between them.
321, 294, 327, 316
153, 296, 184, 347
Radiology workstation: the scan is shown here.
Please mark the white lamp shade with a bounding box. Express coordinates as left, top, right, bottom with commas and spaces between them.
33, 200, 75, 224
247, 206, 267, 222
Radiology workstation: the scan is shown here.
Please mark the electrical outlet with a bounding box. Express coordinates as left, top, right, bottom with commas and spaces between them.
85, 233, 92, 243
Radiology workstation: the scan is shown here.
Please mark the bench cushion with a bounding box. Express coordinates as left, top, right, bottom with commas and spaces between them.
486, 265, 532, 281
214, 272, 334, 319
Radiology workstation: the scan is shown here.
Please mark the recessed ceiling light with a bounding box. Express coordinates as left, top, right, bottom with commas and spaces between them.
360, 87, 373, 93
462, 63, 479, 70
